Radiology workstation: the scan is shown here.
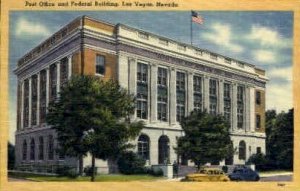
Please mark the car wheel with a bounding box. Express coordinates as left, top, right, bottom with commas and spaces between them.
255, 176, 260, 181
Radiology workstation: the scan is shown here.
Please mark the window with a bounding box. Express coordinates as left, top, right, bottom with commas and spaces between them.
22, 140, 27, 161
237, 86, 244, 129
157, 67, 168, 121
31, 75, 38, 126
30, 139, 35, 161
210, 53, 218, 60
49, 64, 57, 101
138, 32, 149, 40
138, 134, 150, 160
256, 91, 261, 105
48, 135, 54, 160
159, 38, 168, 46
137, 63, 148, 119
23, 79, 29, 128
50, 36, 55, 45
256, 114, 261, 129
96, 55, 105, 75
239, 141, 246, 160
176, 72, 185, 122
61, 28, 68, 37
158, 136, 170, 164
38, 137, 44, 160
209, 79, 218, 115
40, 70, 47, 124
193, 76, 202, 111
60, 57, 68, 86
256, 147, 261, 154
224, 83, 231, 124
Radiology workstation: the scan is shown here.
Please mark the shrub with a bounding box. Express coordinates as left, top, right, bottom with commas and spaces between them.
148, 168, 164, 177
246, 153, 268, 171
84, 166, 98, 176
56, 166, 79, 178
222, 165, 228, 173
117, 151, 146, 175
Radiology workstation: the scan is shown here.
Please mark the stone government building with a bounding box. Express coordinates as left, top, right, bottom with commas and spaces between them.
14, 16, 268, 173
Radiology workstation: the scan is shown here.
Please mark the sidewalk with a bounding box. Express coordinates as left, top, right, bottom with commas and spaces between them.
259, 172, 293, 178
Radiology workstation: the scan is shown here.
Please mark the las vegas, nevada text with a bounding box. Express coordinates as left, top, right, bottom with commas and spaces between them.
25, 1, 179, 7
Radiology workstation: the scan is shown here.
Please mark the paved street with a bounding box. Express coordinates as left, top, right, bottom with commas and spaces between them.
260, 175, 292, 182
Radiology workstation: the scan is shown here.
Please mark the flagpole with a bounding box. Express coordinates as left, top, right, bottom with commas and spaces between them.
190, 11, 193, 45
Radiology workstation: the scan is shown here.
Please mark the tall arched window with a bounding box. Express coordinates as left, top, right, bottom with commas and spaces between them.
158, 135, 170, 164
48, 135, 54, 160
239, 141, 246, 160
138, 134, 150, 160
38, 137, 44, 160
30, 139, 35, 160
22, 140, 27, 161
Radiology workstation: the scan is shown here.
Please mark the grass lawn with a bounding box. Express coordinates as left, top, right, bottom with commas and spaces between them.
8, 172, 166, 182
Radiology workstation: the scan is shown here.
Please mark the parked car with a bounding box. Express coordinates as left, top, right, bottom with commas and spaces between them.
228, 166, 260, 181
184, 168, 230, 182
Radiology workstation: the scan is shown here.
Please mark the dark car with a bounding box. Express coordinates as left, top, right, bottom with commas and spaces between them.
228, 166, 260, 181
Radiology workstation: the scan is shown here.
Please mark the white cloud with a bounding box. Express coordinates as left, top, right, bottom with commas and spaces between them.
246, 25, 292, 48
266, 83, 292, 112
252, 50, 276, 63
267, 66, 292, 82
202, 23, 244, 53
15, 18, 50, 37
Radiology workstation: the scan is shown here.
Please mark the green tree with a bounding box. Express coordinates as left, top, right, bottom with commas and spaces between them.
46, 75, 144, 181
265, 109, 293, 170
175, 110, 233, 170
8, 142, 15, 170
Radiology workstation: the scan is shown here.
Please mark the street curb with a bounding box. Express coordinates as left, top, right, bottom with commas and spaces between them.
259, 172, 293, 178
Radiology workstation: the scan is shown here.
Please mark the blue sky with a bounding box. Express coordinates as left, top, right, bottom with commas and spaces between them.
9, 11, 293, 142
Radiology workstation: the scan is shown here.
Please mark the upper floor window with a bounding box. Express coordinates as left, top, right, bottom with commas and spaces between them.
256, 114, 261, 129
193, 76, 202, 93
209, 79, 217, 96
96, 55, 105, 75
158, 67, 167, 86
256, 91, 261, 105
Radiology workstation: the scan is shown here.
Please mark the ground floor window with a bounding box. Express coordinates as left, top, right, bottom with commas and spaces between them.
239, 141, 246, 160
30, 139, 35, 161
137, 134, 150, 160
158, 135, 170, 164
22, 140, 27, 161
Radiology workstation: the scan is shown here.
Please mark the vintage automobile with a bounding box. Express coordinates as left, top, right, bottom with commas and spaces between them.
184, 168, 230, 182
228, 166, 260, 181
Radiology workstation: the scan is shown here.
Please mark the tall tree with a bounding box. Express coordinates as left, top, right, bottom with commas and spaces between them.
8, 142, 15, 170
265, 109, 293, 170
175, 110, 233, 170
47, 75, 144, 181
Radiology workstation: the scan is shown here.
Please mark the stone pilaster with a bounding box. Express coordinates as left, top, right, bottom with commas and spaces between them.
150, 64, 157, 122
128, 58, 137, 120
37, 73, 40, 126
232, 83, 237, 132
68, 55, 72, 79
20, 81, 24, 130
46, 67, 50, 110
57, 62, 61, 95
245, 86, 251, 132
203, 76, 210, 111
250, 87, 255, 132
169, 68, 176, 125
218, 80, 224, 114
187, 72, 194, 114
28, 77, 32, 127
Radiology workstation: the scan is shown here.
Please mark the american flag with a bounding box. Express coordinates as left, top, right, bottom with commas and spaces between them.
191, 11, 204, 25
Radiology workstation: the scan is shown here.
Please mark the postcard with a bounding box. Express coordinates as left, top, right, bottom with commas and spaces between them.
0, 0, 299, 191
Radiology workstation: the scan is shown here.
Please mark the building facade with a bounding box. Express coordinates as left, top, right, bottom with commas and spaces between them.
14, 16, 268, 172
